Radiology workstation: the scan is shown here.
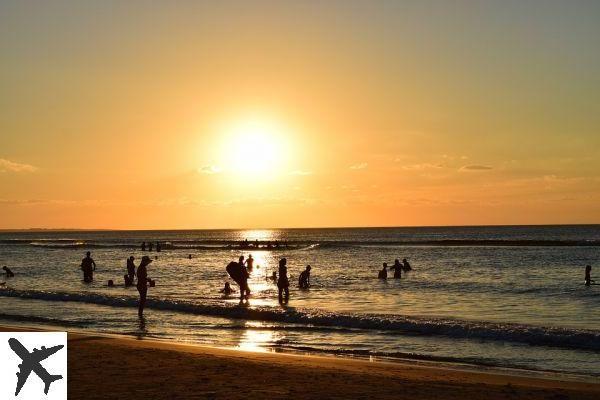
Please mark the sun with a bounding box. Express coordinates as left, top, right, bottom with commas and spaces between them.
218, 118, 288, 176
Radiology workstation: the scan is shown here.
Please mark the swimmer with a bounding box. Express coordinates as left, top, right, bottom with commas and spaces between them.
2, 266, 14, 278
585, 265, 595, 286
378, 263, 388, 280
277, 258, 289, 303
80, 252, 96, 282
246, 254, 254, 270
390, 259, 402, 279
126, 256, 136, 282
298, 265, 311, 289
220, 282, 236, 296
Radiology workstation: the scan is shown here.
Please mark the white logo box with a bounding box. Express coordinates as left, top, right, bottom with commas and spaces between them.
0, 332, 67, 399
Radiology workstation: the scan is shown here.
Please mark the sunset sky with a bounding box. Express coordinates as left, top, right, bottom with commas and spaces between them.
1, 1, 599, 229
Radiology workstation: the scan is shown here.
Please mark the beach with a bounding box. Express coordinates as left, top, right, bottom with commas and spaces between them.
3, 326, 599, 400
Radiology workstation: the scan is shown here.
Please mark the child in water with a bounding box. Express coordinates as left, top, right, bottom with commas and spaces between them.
220, 282, 236, 295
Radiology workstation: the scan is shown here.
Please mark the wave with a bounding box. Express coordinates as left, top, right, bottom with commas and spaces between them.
1, 288, 599, 351
0, 312, 91, 328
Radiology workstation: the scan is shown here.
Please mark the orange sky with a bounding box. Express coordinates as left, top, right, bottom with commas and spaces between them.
1, 1, 599, 229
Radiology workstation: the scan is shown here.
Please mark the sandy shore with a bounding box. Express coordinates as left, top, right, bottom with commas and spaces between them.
2, 326, 599, 399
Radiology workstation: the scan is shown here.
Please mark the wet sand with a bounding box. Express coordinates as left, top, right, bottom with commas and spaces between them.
2, 326, 599, 399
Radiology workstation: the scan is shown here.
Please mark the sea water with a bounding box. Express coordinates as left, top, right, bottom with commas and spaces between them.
0, 226, 599, 377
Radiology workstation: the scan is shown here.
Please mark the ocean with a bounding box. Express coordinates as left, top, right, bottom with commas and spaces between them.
0, 226, 599, 378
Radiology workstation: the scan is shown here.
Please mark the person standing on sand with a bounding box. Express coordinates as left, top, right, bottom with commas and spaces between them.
136, 256, 153, 316
277, 258, 290, 303
81, 252, 96, 282
141, 242, 146, 251
390, 259, 402, 279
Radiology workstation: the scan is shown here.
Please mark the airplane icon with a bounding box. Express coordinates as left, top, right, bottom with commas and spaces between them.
8, 338, 64, 396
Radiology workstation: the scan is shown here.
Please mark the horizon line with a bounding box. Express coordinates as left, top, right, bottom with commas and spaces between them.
1, 223, 599, 232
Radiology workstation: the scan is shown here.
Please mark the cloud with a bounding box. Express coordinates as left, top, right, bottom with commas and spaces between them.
289, 170, 313, 176
459, 165, 493, 171
349, 162, 368, 170
197, 165, 221, 174
0, 158, 37, 173
401, 163, 444, 171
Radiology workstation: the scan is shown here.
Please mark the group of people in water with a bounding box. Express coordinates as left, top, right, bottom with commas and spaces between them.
79, 252, 154, 315
235, 239, 288, 250
141, 241, 162, 252
378, 258, 412, 279
224, 254, 312, 304
64, 251, 596, 318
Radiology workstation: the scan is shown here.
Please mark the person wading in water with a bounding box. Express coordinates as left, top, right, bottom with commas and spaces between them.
136, 256, 153, 316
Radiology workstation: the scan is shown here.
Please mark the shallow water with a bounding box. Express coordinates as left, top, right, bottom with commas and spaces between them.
1, 226, 599, 376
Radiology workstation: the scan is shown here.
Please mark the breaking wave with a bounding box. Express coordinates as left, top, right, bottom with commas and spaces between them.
1, 288, 598, 351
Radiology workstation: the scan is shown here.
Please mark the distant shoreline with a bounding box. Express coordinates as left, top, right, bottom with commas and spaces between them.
1, 223, 599, 233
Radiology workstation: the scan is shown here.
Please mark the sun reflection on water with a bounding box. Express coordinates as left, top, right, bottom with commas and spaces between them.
236, 229, 278, 242
237, 322, 279, 352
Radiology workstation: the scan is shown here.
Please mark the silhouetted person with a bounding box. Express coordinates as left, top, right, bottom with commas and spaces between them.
254, 239, 259, 248
299, 265, 311, 289
136, 256, 153, 316
148, 242, 153, 252
2, 266, 14, 278
378, 263, 388, 280
402, 258, 412, 272
277, 258, 289, 303
141, 242, 146, 251
220, 282, 235, 296
390, 259, 402, 279
238, 256, 251, 300
585, 265, 595, 286
246, 254, 254, 271
81, 252, 96, 282
126, 256, 136, 282
124, 274, 133, 287
156, 242, 161, 252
